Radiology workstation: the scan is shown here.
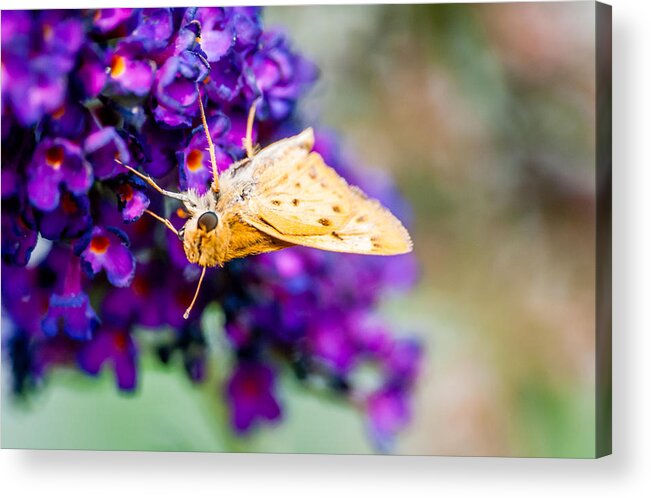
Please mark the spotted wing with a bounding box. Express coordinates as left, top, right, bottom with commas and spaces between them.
247, 152, 354, 236
244, 183, 413, 256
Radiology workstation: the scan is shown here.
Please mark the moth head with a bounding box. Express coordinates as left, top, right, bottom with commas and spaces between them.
181, 210, 231, 267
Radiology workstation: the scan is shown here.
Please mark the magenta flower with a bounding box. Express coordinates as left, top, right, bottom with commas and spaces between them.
1, 10, 84, 126
187, 8, 235, 62
79, 226, 135, 288
37, 191, 92, 241
105, 46, 154, 97
113, 177, 150, 223
27, 138, 93, 211
75, 44, 108, 99
178, 112, 232, 194
245, 31, 318, 120
123, 8, 174, 55
43, 99, 88, 140
78, 328, 137, 391
41, 254, 98, 340
366, 388, 411, 448
84, 127, 130, 180
91, 8, 135, 34
2, 210, 37, 267
308, 315, 357, 374
226, 361, 282, 433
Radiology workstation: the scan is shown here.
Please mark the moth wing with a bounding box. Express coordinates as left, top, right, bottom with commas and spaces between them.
247, 152, 354, 236
244, 185, 413, 256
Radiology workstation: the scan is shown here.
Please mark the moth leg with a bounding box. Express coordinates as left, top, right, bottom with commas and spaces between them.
196, 84, 220, 193
115, 159, 188, 202
243, 98, 260, 159
144, 209, 179, 237
184, 265, 207, 319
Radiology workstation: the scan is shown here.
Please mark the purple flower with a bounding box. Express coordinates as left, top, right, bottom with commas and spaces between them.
152, 55, 206, 128
37, 191, 92, 241
75, 44, 108, 99
230, 8, 263, 52
178, 113, 232, 194
122, 9, 175, 55
366, 387, 411, 449
383, 338, 422, 385
245, 31, 318, 121
1, 10, 84, 126
134, 121, 184, 178
2, 246, 77, 338
226, 361, 282, 433
84, 127, 130, 180
80, 226, 136, 288
27, 138, 93, 211
100, 261, 196, 329
113, 177, 150, 223
92, 9, 135, 34
42, 253, 99, 340
185, 8, 234, 62
308, 315, 357, 374
43, 99, 88, 140
2, 209, 37, 266
205, 56, 246, 105
105, 47, 154, 97
78, 328, 137, 391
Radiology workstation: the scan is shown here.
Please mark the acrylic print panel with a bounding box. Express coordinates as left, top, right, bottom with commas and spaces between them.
1, 2, 611, 457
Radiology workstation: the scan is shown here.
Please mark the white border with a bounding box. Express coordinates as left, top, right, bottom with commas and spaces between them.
2, 0, 650, 496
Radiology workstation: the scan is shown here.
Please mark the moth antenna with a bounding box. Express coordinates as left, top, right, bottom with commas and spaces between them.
196, 84, 219, 193
144, 209, 178, 236
244, 98, 260, 159
115, 159, 188, 202
183, 265, 207, 320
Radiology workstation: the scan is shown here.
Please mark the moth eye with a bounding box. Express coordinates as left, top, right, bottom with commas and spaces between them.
177, 226, 185, 241
197, 211, 219, 232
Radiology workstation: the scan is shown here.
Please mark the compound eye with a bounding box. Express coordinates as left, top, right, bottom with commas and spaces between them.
197, 211, 219, 232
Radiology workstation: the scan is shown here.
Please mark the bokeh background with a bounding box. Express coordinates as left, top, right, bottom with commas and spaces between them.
2, 2, 598, 457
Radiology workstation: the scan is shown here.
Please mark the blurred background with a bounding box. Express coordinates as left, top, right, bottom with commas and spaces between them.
2, 2, 597, 457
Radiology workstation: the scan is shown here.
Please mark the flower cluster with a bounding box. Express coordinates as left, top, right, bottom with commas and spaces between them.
1, 8, 421, 450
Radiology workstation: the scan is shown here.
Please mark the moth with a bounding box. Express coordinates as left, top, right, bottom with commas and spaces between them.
118, 87, 412, 319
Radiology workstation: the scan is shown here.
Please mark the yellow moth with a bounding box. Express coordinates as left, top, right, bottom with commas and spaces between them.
117, 88, 412, 319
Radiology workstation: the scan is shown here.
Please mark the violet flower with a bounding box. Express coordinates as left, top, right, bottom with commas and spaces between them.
84, 127, 131, 180
42, 253, 99, 340
226, 361, 282, 433
27, 138, 93, 211
178, 112, 232, 194
79, 226, 135, 288
78, 328, 137, 391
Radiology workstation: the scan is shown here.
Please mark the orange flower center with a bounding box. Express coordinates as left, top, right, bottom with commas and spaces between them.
241, 377, 261, 398
113, 333, 129, 352
132, 274, 149, 296
117, 184, 134, 201
61, 194, 77, 214
90, 235, 110, 254
52, 106, 66, 120
110, 55, 126, 78
45, 145, 65, 169
186, 149, 204, 172
43, 24, 53, 42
